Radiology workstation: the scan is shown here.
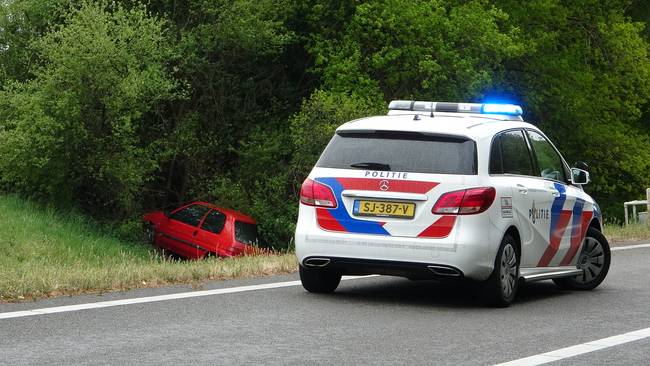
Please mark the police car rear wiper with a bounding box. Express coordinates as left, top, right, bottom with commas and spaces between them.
350, 162, 391, 171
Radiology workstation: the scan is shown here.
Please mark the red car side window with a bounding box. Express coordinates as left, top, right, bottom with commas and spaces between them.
169, 204, 210, 227
201, 210, 227, 234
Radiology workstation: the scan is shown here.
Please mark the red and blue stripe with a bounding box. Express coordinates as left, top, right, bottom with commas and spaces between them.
314, 177, 443, 236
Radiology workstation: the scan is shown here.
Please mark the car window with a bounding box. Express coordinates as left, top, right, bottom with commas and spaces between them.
493, 130, 534, 176
526, 130, 567, 182
235, 221, 258, 246
316, 131, 477, 175
169, 204, 210, 227
489, 135, 504, 174
201, 210, 227, 234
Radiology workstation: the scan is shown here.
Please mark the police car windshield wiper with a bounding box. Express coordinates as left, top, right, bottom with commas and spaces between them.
350, 162, 391, 171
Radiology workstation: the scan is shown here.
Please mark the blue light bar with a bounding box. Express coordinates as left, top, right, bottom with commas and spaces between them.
481, 104, 523, 116
387, 100, 524, 120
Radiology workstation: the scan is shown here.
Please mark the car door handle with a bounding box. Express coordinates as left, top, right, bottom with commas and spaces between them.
548, 188, 561, 197
516, 184, 528, 195
192, 230, 198, 237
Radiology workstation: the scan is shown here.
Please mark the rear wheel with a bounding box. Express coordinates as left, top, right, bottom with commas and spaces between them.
553, 227, 610, 290
299, 265, 341, 293
482, 234, 519, 307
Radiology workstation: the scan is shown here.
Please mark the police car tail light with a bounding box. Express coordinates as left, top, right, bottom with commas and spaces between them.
300, 179, 337, 208
432, 187, 496, 215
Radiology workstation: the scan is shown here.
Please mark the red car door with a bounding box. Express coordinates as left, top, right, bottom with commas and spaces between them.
195, 209, 229, 256
159, 203, 211, 258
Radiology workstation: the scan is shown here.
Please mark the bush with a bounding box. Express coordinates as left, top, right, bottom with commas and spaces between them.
0, 2, 180, 217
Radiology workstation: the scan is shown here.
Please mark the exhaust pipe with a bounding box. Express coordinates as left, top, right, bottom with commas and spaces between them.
304, 258, 331, 268
427, 265, 461, 277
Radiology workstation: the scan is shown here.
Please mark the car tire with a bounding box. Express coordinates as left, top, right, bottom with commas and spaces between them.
482, 234, 519, 307
299, 265, 342, 293
144, 222, 156, 245
553, 227, 610, 291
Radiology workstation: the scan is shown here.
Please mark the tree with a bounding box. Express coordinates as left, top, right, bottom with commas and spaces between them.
0, 1, 180, 217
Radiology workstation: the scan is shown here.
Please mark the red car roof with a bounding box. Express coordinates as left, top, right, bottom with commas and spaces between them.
192, 201, 257, 224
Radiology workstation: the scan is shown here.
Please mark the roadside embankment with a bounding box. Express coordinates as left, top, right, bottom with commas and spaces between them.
0, 195, 297, 302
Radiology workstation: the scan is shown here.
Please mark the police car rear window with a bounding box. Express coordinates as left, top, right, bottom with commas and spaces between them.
316, 131, 477, 175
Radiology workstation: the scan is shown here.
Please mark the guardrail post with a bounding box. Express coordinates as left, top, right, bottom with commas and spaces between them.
647, 188, 650, 226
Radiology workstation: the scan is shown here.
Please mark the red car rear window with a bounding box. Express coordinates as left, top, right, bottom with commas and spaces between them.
235, 221, 258, 246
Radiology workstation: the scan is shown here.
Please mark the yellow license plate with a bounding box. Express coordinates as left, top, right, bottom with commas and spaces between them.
354, 200, 415, 218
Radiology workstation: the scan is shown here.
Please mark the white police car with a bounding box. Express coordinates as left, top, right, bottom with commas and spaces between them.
295, 100, 610, 306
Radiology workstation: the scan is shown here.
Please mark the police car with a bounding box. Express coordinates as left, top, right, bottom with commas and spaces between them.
295, 100, 610, 306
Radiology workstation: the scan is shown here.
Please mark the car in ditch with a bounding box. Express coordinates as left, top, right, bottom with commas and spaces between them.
143, 202, 261, 259
295, 100, 610, 306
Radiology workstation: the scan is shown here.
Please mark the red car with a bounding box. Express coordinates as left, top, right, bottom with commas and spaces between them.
143, 202, 261, 259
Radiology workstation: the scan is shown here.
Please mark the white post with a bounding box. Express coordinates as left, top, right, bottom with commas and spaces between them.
633, 205, 638, 224
647, 188, 650, 226
625, 204, 629, 226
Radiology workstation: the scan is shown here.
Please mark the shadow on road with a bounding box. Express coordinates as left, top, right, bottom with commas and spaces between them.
321, 277, 575, 309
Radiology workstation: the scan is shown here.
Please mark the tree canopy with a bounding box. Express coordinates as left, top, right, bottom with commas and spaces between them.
1, 0, 649, 246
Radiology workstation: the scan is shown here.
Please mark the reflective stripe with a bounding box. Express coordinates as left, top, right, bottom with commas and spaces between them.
538, 183, 571, 266
417, 216, 456, 238
560, 199, 585, 265
315, 177, 389, 235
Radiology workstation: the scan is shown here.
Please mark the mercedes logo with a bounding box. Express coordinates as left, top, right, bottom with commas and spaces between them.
379, 180, 389, 191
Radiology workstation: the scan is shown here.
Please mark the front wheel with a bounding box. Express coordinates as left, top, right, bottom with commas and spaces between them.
482, 234, 519, 307
299, 265, 341, 293
553, 227, 610, 290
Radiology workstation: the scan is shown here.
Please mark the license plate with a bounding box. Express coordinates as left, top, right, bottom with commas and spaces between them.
353, 200, 415, 219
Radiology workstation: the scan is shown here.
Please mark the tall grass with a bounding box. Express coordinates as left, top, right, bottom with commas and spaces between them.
0, 195, 296, 302
603, 223, 650, 243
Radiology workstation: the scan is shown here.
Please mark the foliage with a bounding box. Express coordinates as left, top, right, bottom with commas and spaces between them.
309, 0, 526, 101
0, 1, 179, 217
1, 0, 650, 247
492, 0, 650, 217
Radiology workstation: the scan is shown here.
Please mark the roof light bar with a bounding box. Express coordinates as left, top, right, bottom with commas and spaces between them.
388, 100, 523, 117
481, 103, 523, 116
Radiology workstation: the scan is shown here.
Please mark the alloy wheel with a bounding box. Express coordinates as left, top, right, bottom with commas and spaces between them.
575, 237, 605, 283
500, 244, 517, 298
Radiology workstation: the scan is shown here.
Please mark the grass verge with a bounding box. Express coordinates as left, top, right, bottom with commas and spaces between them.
604, 223, 650, 244
0, 195, 297, 302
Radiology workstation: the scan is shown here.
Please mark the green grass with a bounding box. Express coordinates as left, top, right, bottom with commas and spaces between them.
0, 195, 297, 302
603, 223, 650, 244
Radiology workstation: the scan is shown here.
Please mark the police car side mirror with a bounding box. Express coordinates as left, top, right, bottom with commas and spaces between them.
570, 168, 590, 185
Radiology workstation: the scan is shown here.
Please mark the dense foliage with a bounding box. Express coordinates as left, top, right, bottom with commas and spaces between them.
1, 0, 649, 247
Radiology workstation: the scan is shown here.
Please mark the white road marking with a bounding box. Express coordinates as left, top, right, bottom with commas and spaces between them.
0, 275, 377, 320
611, 243, 650, 251
494, 327, 650, 366
0, 244, 647, 321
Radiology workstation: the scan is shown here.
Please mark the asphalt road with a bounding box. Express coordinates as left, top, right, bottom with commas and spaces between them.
1, 246, 649, 365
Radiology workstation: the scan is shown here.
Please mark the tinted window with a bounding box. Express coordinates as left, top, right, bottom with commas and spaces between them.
201, 210, 227, 234
235, 221, 258, 246
170, 204, 210, 227
499, 130, 534, 176
316, 131, 476, 175
489, 136, 503, 174
526, 130, 567, 182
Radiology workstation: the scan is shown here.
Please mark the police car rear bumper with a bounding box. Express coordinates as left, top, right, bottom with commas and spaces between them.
295, 221, 499, 282
302, 256, 464, 280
